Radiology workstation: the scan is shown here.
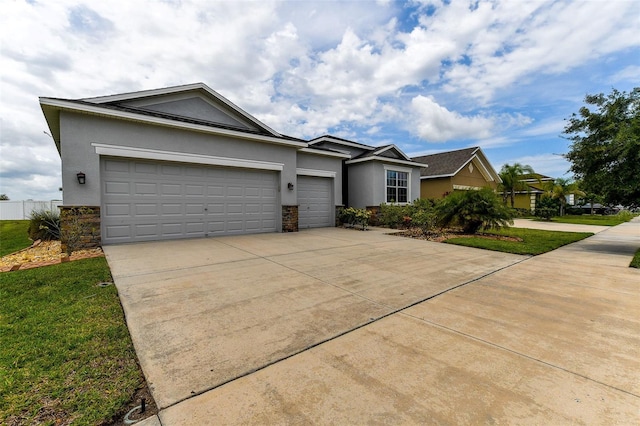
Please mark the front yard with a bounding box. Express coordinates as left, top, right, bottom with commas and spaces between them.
0, 221, 151, 425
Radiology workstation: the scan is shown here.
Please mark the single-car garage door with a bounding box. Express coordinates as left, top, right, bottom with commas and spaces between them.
101, 157, 278, 244
298, 175, 332, 229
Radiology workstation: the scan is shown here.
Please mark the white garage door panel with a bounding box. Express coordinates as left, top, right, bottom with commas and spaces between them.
101, 158, 278, 244
298, 176, 332, 229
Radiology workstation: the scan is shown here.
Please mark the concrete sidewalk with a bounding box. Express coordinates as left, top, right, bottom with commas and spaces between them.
109, 220, 640, 425
512, 218, 610, 233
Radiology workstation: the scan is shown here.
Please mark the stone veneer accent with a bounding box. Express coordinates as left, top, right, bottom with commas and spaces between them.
281, 205, 299, 232
366, 205, 381, 226
335, 205, 344, 227
59, 206, 101, 254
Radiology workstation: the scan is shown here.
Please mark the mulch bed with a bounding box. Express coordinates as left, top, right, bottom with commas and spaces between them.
0, 240, 104, 273
391, 227, 523, 243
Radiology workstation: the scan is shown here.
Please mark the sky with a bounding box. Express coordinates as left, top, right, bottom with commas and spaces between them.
1, 0, 639, 201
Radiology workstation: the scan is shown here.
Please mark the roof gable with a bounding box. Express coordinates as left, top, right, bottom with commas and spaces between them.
412, 147, 478, 177
82, 83, 280, 136
412, 147, 501, 183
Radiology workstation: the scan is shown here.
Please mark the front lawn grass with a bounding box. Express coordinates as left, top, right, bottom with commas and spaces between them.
542, 214, 634, 226
0, 220, 32, 257
445, 227, 593, 255
0, 258, 143, 425
631, 248, 640, 269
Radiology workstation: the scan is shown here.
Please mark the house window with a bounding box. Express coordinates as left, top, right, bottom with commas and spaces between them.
386, 170, 408, 203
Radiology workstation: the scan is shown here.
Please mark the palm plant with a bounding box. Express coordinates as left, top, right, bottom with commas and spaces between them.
543, 178, 585, 216
437, 188, 515, 234
498, 163, 535, 208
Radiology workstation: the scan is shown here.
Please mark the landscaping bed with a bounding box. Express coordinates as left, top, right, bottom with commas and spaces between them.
0, 240, 104, 272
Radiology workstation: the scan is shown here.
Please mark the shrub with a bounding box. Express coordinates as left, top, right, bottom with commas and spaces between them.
379, 203, 407, 228
535, 196, 560, 221
338, 207, 371, 230
616, 209, 636, 221
437, 188, 514, 234
28, 209, 61, 241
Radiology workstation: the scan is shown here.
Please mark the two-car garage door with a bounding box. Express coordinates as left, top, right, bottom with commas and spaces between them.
101, 158, 278, 244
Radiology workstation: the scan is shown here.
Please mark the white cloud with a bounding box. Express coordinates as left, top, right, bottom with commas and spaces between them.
609, 65, 640, 84
409, 95, 494, 141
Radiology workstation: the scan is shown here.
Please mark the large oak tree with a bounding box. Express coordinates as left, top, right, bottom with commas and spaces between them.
564, 88, 640, 207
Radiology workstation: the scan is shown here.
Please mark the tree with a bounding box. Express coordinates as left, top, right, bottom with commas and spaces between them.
0, 194, 8, 200
542, 178, 585, 216
437, 188, 514, 234
498, 163, 535, 208
564, 87, 640, 207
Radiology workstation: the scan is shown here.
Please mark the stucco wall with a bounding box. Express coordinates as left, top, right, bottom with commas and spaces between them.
348, 162, 375, 208
349, 162, 421, 207
59, 111, 298, 207
420, 177, 453, 199
452, 160, 499, 190
296, 152, 343, 206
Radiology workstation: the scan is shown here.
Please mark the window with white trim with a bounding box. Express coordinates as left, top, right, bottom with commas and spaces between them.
386, 170, 408, 203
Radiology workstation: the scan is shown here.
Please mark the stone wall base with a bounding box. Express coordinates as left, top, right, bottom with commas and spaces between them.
59, 206, 101, 254
282, 205, 299, 232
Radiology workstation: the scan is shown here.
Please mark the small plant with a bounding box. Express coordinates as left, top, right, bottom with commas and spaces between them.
60, 207, 99, 254
28, 209, 61, 241
379, 203, 406, 228
437, 188, 514, 234
339, 207, 371, 230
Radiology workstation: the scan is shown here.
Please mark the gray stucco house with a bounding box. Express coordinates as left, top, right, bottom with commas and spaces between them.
40, 83, 421, 247
309, 136, 424, 209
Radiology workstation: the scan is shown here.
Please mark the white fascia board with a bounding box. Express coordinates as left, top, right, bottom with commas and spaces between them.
40, 98, 306, 148
296, 168, 337, 178
92, 143, 284, 171
420, 173, 454, 179
299, 147, 351, 159
79, 83, 282, 137
345, 156, 425, 168
310, 136, 375, 151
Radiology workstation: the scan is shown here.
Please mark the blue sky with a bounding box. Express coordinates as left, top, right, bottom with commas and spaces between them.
1, 0, 639, 200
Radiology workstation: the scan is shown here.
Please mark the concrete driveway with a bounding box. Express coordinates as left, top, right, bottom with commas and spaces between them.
104, 221, 640, 424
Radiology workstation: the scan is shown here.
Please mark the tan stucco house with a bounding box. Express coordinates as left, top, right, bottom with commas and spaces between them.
411, 147, 501, 199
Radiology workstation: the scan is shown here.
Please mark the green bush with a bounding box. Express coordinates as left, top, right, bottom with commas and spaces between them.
379, 203, 407, 228
28, 209, 60, 241
437, 188, 514, 234
535, 196, 560, 221
338, 207, 371, 230
616, 209, 636, 221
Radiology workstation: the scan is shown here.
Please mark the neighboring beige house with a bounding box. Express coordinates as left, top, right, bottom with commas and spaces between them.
512, 173, 555, 211
411, 147, 501, 199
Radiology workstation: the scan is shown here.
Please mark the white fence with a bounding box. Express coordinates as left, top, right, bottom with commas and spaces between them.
0, 200, 64, 220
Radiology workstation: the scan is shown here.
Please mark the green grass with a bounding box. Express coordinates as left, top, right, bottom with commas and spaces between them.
445, 227, 594, 255
631, 248, 640, 269
0, 220, 32, 257
541, 214, 635, 227
0, 258, 143, 425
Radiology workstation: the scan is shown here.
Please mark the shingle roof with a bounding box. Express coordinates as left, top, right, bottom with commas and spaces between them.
411, 147, 479, 177
47, 98, 305, 142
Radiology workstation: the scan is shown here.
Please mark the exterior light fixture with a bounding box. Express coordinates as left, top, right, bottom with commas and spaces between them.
287, 182, 294, 190
76, 172, 86, 185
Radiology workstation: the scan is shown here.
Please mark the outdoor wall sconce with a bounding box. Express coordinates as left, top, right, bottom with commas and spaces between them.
287, 182, 294, 190
76, 172, 86, 185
